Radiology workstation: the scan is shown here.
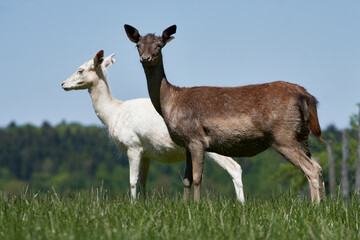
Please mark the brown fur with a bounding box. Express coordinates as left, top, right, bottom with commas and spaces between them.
124, 24, 325, 202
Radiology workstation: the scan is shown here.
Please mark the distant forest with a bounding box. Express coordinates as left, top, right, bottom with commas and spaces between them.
0, 119, 358, 199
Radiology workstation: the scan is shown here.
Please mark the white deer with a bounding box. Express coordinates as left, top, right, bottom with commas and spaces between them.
61, 50, 245, 202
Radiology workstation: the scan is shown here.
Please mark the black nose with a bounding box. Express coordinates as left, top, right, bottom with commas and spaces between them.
61, 82, 65, 87
141, 56, 151, 62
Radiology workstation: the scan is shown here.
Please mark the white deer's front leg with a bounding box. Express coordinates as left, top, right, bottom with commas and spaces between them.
127, 148, 143, 200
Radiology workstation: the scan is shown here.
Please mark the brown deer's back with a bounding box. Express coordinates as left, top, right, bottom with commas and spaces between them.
163, 81, 314, 156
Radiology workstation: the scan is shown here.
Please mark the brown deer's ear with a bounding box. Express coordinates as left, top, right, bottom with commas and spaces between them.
124, 24, 140, 43
162, 25, 176, 44
93, 50, 104, 67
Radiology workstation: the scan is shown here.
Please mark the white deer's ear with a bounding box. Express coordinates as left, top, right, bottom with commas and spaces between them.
93, 50, 104, 67
103, 54, 116, 68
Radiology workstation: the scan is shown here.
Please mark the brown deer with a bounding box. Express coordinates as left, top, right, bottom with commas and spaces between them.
124, 24, 325, 202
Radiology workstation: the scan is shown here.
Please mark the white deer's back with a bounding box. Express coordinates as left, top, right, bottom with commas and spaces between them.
108, 98, 185, 163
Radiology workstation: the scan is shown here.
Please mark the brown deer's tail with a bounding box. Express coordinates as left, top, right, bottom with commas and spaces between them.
300, 93, 325, 142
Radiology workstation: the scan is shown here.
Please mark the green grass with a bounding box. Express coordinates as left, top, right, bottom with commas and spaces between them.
0, 189, 359, 240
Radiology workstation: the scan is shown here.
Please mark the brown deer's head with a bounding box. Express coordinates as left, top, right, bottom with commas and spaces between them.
124, 24, 176, 66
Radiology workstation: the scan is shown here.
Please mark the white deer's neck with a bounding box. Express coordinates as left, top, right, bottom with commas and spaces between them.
88, 73, 121, 129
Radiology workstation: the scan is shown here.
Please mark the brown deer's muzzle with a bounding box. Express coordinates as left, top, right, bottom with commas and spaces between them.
140, 56, 152, 62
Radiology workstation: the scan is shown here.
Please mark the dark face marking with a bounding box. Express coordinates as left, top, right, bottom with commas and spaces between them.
124, 24, 176, 67
136, 34, 165, 66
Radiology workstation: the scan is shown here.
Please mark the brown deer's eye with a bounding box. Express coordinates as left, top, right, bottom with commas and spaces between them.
136, 44, 140, 49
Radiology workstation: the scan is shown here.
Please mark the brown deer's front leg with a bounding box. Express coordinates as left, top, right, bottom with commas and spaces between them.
140, 158, 150, 199
183, 150, 193, 201
189, 144, 205, 201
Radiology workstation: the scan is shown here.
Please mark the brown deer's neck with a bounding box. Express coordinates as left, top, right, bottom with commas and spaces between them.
142, 59, 174, 116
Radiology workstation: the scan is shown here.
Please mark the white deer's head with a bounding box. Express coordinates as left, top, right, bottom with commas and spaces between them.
62, 50, 115, 91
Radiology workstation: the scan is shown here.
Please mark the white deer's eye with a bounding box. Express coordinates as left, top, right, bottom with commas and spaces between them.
77, 69, 84, 74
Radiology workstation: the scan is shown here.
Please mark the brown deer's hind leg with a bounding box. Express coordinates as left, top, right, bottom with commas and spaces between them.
273, 143, 324, 203
311, 156, 325, 200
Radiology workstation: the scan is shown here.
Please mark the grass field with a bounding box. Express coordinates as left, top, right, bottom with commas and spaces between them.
0, 189, 359, 240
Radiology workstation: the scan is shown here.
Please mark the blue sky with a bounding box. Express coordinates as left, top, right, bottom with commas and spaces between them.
1, 0, 359, 129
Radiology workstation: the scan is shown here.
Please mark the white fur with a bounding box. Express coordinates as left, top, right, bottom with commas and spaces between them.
62, 51, 244, 202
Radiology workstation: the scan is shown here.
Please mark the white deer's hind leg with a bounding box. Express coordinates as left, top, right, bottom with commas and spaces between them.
205, 152, 245, 203
127, 148, 143, 200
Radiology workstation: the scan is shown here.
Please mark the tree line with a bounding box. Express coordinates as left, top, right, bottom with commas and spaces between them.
0, 116, 359, 198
